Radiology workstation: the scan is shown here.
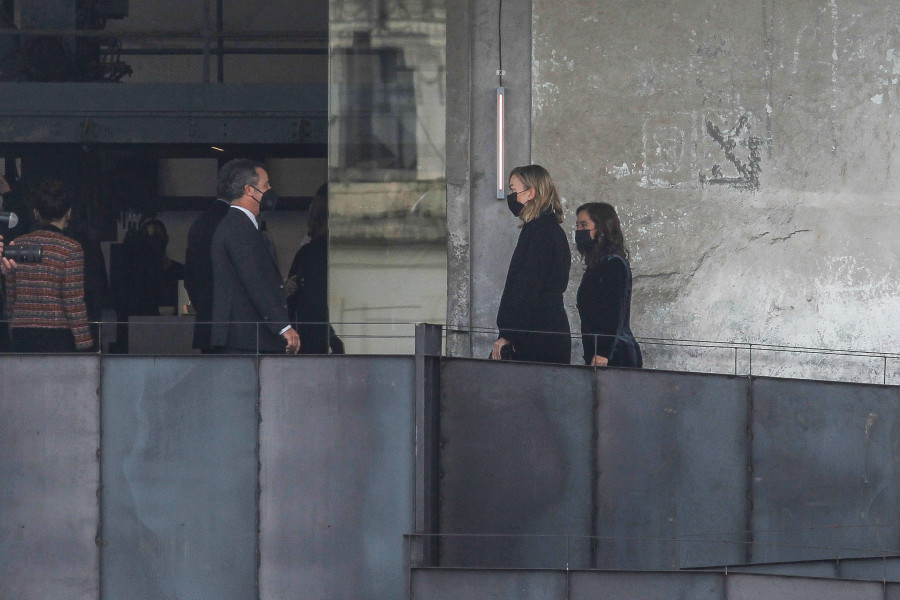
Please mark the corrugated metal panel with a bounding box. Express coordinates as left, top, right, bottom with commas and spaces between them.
100, 357, 258, 600
258, 356, 416, 600
596, 369, 750, 569
411, 569, 567, 600
0, 356, 100, 600
570, 571, 725, 600
439, 359, 595, 569
750, 377, 900, 563
726, 572, 884, 600
411, 569, 888, 600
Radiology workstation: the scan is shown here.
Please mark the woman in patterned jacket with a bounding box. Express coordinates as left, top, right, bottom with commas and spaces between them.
5, 180, 93, 352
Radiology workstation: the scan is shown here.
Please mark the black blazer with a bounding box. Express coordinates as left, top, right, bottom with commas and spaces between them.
496, 211, 571, 364
184, 200, 230, 350
576, 254, 642, 368
210, 207, 290, 352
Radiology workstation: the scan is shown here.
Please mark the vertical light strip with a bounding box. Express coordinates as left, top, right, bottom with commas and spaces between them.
496, 86, 505, 199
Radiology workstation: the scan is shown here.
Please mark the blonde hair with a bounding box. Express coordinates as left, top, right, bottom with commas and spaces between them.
510, 164, 564, 225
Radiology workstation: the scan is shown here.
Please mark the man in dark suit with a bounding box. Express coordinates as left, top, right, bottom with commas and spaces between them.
185, 196, 229, 352
210, 159, 300, 354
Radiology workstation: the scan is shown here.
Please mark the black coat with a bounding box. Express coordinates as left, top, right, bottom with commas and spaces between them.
497, 211, 571, 364
576, 254, 642, 367
210, 207, 290, 352
287, 235, 334, 354
184, 200, 230, 350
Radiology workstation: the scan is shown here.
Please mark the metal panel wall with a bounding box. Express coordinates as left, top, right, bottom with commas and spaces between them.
569, 571, 725, 600
8, 353, 900, 599
100, 357, 259, 600
750, 377, 900, 563
410, 569, 894, 600
0, 356, 100, 600
439, 359, 595, 568
258, 356, 416, 600
410, 569, 568, 600
596, 369, 750, 570
726, 572, 884, 600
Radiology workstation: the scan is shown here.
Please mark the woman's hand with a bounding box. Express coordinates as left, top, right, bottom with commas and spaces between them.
491, 337, 511, 360
590, 354, 609, 367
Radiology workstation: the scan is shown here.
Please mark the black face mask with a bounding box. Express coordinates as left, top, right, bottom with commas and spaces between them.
575, 229, 596, 253
259, 189, 279, 212
251, 186, 279, 212
506, 192, 523, 217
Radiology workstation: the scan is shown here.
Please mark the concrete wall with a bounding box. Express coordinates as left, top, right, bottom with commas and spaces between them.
530, 0, 900, 373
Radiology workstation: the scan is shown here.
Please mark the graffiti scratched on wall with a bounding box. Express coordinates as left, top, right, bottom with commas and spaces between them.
641, 112, 698, 189
699, 113, 762, 191
640, 110, 763, 190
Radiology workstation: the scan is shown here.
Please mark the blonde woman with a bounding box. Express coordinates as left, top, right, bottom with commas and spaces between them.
491, 164, 571, 364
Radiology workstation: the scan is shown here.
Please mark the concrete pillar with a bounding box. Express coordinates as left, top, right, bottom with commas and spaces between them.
446, 0, 532, 357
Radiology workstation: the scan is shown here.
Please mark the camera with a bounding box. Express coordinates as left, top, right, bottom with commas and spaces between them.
4, 244, 43, 263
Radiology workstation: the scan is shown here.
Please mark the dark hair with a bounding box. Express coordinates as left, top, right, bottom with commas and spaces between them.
140, 218, 168, 242
306, 182, 328, 240
32, 180, 72, 221
576, 201, 629, 268
218, 158, 264, 202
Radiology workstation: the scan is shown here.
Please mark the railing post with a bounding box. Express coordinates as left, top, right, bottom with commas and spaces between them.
414, 323, 442, 569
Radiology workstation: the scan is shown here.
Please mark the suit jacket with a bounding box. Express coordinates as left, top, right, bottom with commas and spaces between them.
184, 199, 230, 350
210, 207, 290, 352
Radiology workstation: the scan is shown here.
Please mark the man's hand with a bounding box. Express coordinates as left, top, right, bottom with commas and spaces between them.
282, 327, 301, 354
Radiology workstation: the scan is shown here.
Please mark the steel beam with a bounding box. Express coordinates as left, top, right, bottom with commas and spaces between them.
0, 83, 326, 144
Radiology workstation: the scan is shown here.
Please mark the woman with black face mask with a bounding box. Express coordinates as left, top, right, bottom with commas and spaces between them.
574, 202, 641, 368
491, 165, 571, 364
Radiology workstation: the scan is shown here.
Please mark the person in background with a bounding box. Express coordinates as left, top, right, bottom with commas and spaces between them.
286, 183, 344, 354
185, 194, 230, 352
491, 165, 571, 364
4, 180, 92, 352
139, 218, 183, 311
574, 201, 642, 368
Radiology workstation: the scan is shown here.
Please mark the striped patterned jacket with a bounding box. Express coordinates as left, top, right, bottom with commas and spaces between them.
6, 225, 93, 350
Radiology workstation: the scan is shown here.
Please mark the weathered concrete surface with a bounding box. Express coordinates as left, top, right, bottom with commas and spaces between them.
532, 1, 900, 375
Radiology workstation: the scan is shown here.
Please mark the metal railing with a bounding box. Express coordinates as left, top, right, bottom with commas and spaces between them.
2, 320, 898, 385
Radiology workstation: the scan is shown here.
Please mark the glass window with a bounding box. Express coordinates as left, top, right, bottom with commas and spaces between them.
328, 0, 447, 354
